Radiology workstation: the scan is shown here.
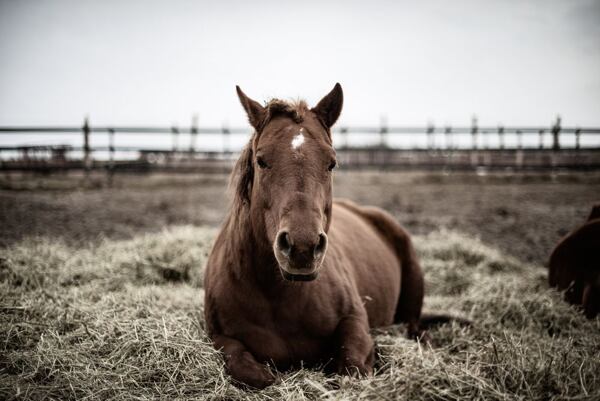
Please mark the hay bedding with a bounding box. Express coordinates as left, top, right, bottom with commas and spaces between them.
1, 226, 598, 400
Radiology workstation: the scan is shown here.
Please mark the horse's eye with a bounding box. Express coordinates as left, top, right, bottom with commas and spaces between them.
328, 160, 337, 171
257, 156, 269, 169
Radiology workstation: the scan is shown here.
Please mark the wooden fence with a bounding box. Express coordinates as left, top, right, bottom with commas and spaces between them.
1, 116, 600, 172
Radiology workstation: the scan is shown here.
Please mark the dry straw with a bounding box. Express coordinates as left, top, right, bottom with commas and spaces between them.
1, 226, 599, 400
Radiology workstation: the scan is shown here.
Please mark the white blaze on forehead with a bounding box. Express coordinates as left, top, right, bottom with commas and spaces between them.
291, 129, 305, 150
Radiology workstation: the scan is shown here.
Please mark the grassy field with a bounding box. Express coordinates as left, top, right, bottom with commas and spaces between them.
1, 225, 599, 400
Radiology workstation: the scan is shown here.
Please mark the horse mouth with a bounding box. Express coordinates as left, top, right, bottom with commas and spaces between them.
280, 269, 319, 282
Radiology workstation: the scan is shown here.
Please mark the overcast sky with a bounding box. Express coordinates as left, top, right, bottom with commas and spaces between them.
1, 0, 599, 128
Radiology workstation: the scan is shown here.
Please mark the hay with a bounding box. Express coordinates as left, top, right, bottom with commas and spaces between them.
1, 226, 599, 400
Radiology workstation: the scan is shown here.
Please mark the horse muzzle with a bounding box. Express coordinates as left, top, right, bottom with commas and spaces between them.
273, 230, 327, 282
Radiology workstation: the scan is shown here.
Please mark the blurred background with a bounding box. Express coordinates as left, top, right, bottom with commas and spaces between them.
1, 0, 599, 264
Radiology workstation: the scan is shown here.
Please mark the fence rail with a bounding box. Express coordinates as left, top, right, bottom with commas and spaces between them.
1, 117, 600, 172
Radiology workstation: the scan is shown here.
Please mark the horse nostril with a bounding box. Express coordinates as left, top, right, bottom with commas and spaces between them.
277, 231, 292, 256
314, 233, 328, 259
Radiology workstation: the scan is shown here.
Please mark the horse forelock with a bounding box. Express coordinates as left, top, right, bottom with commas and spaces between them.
253, 99, 309, 132
267, 99, 309, 121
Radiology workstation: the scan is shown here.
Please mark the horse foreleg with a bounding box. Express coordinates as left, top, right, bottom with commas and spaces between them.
583, 281, 600, 319
334, 316, 374, 377
211, 334, 275, 389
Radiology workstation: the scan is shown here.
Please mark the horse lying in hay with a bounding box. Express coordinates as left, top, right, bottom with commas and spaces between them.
204, 84, 459, 389
549, 204, 600, 319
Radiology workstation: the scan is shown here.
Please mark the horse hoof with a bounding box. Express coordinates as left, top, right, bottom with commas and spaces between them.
231, 370, 276, 389
417, 331, 431, 344
228, 352, 276, 389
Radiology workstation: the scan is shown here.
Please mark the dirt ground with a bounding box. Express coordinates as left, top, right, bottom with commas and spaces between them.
1, 170, 599, 265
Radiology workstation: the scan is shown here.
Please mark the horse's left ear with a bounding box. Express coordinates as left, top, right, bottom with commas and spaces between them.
312, 83, 343, 129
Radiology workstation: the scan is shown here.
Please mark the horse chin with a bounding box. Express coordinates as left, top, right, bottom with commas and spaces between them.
280, 268, 319, 282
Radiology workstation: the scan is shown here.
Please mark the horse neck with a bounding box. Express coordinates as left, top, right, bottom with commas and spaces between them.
221, 204, 281, 287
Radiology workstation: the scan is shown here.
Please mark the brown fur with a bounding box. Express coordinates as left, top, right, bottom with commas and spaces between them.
204, 84, 426, 389
549, 204, 600, 319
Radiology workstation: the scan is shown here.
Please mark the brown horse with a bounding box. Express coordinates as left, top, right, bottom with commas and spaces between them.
549, 204, 600, 319
204, 84, 426, 389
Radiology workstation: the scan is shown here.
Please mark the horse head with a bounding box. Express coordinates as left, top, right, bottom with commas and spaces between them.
234, 84, 343, 281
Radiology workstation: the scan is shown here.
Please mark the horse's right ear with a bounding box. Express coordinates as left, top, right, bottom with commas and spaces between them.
236, 86, 265, 131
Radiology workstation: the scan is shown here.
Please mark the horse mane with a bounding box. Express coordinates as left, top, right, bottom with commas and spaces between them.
215, 140, 255, 277
229, 139, 254, 212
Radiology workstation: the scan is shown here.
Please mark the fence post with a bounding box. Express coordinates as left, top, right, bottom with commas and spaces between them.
82, 117, 91, 173
538, 130, 544, 149
170, 126, 179, 167
552, 115, 561, 150
222, 124, 230, 153
575, 128, 581, 150
445, 126, 452, 150
378, 116, 388, 166
108, 128, 115, 164
498, 125, 505, 150
470, 116, 479, 167
379, 116, 388, 148
189, 114, 198, 154
21, 147, 30, 164
340, 127, 349, 149
471, 115, 478, 150
171, 126, 179, 152
107, 128, 115, 185
514, 130, 523, 168
426, 122, 435, 150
